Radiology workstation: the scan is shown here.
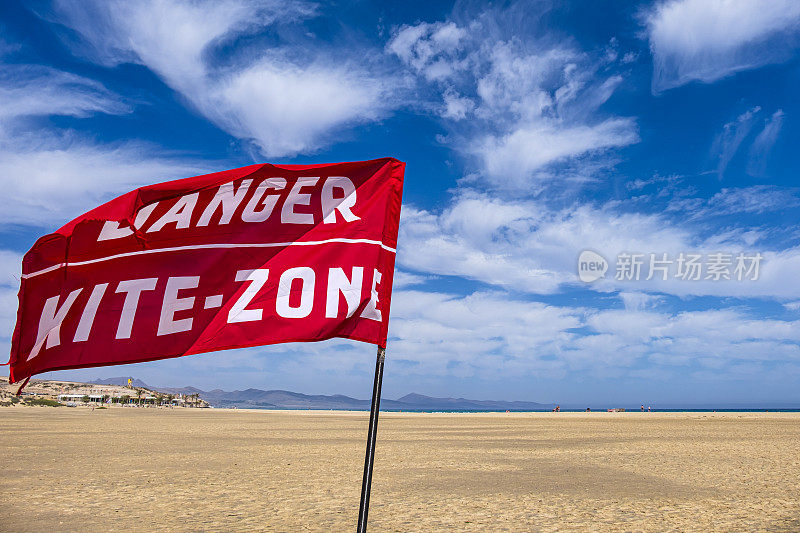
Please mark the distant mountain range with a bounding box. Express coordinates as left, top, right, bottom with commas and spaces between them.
90, 377, 552, 411
91, 377, 151, 388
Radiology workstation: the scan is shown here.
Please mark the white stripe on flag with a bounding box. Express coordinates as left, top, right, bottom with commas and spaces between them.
22, 238, 397, 280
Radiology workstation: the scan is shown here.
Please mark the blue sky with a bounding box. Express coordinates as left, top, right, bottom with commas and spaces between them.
1, 0, 800, 406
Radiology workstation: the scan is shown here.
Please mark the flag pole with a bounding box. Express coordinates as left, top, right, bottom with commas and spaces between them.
357, 345, 386, 532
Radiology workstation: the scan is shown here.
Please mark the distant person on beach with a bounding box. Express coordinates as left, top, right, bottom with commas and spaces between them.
641, 405, 644, 411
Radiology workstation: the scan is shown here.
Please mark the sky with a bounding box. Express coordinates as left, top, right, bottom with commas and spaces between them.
1, 0, 800, 406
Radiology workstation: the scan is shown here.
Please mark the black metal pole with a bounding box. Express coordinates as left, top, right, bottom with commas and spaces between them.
357, 346, 385, 532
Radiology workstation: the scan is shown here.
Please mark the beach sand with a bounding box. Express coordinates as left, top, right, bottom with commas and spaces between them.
1, 409, 798, 532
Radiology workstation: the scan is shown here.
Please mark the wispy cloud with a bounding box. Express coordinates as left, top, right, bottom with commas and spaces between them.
387, 21, 468, 82
702, 185, 797, 216
400, 189, 800, 300
645, 0, 800, 92
386, 289, 800, 380
473, 119, 637, 188
387, 3, 639, 188
748, 110, 785, 177
0, 63, 208, 228
388, 289, 578, 378
392, 270, 433, 288
50, 0, 398, 157
0, 133, 208, 227
711, 106, 761, 178
665, 185, 800, 226
399, 191, 691, 295
0, 64, 129, 122
619, 291, 661, 311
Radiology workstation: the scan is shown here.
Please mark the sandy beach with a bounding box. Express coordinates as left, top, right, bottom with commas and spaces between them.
1, 409, 798, 532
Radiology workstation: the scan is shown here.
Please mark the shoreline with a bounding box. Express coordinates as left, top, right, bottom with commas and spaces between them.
6, 405, 800, 420
5, 404, 799, 417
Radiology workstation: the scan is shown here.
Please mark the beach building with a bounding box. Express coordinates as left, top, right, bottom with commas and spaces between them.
57, 390, 158, 405
58, 394, 106, 404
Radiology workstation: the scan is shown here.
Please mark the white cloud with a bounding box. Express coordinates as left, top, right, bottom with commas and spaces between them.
711, 106, 761, 178
51, 0, 393, 157
392, 270, 431, 288
214, 58, 386, 157
0, 65, 129, 121
399, 191, 800, 300
387, 21, 468, 81
398, 191, 690, 295
441, 89, 474, 120
388, 289, 579, 377
646, 0, 800, 92
388, 9, 639, 187
705, 185, 798, 215
383, 287, 800, 379
475, 45, 574, 120
619, 292, 661, 311
667, 185, 800, 220
584, 308, 800, 367
0, 2, 379, 230
0, 61, 207, 228
0, 133, 208, 227
50, 0, 309, 73
748, 110, 785, 177
475, 118, 638, 186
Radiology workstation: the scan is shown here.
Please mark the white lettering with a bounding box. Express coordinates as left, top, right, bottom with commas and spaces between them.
322, 177, 360, 224
241, 177, 286, 223
157, 276, 199, 335
276, 267, 315, 318
325, 267, 363, 318
28, 289, 82, 361
197, 180, 252, 227
97, 203, 159, 241
147, 193, 198, 232
281, 177, 318, 224
361, 269, 382, 322
228, 269, 269, 323
73, 283, 108, 342
115, 278, 158, 339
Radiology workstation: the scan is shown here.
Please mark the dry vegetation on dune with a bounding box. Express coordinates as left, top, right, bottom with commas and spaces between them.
1, 409, 799, 532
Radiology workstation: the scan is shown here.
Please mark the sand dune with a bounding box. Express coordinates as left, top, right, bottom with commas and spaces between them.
1, 409, 798, 531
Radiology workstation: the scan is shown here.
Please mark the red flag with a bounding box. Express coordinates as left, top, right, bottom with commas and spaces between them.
8, 158, 404, 384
